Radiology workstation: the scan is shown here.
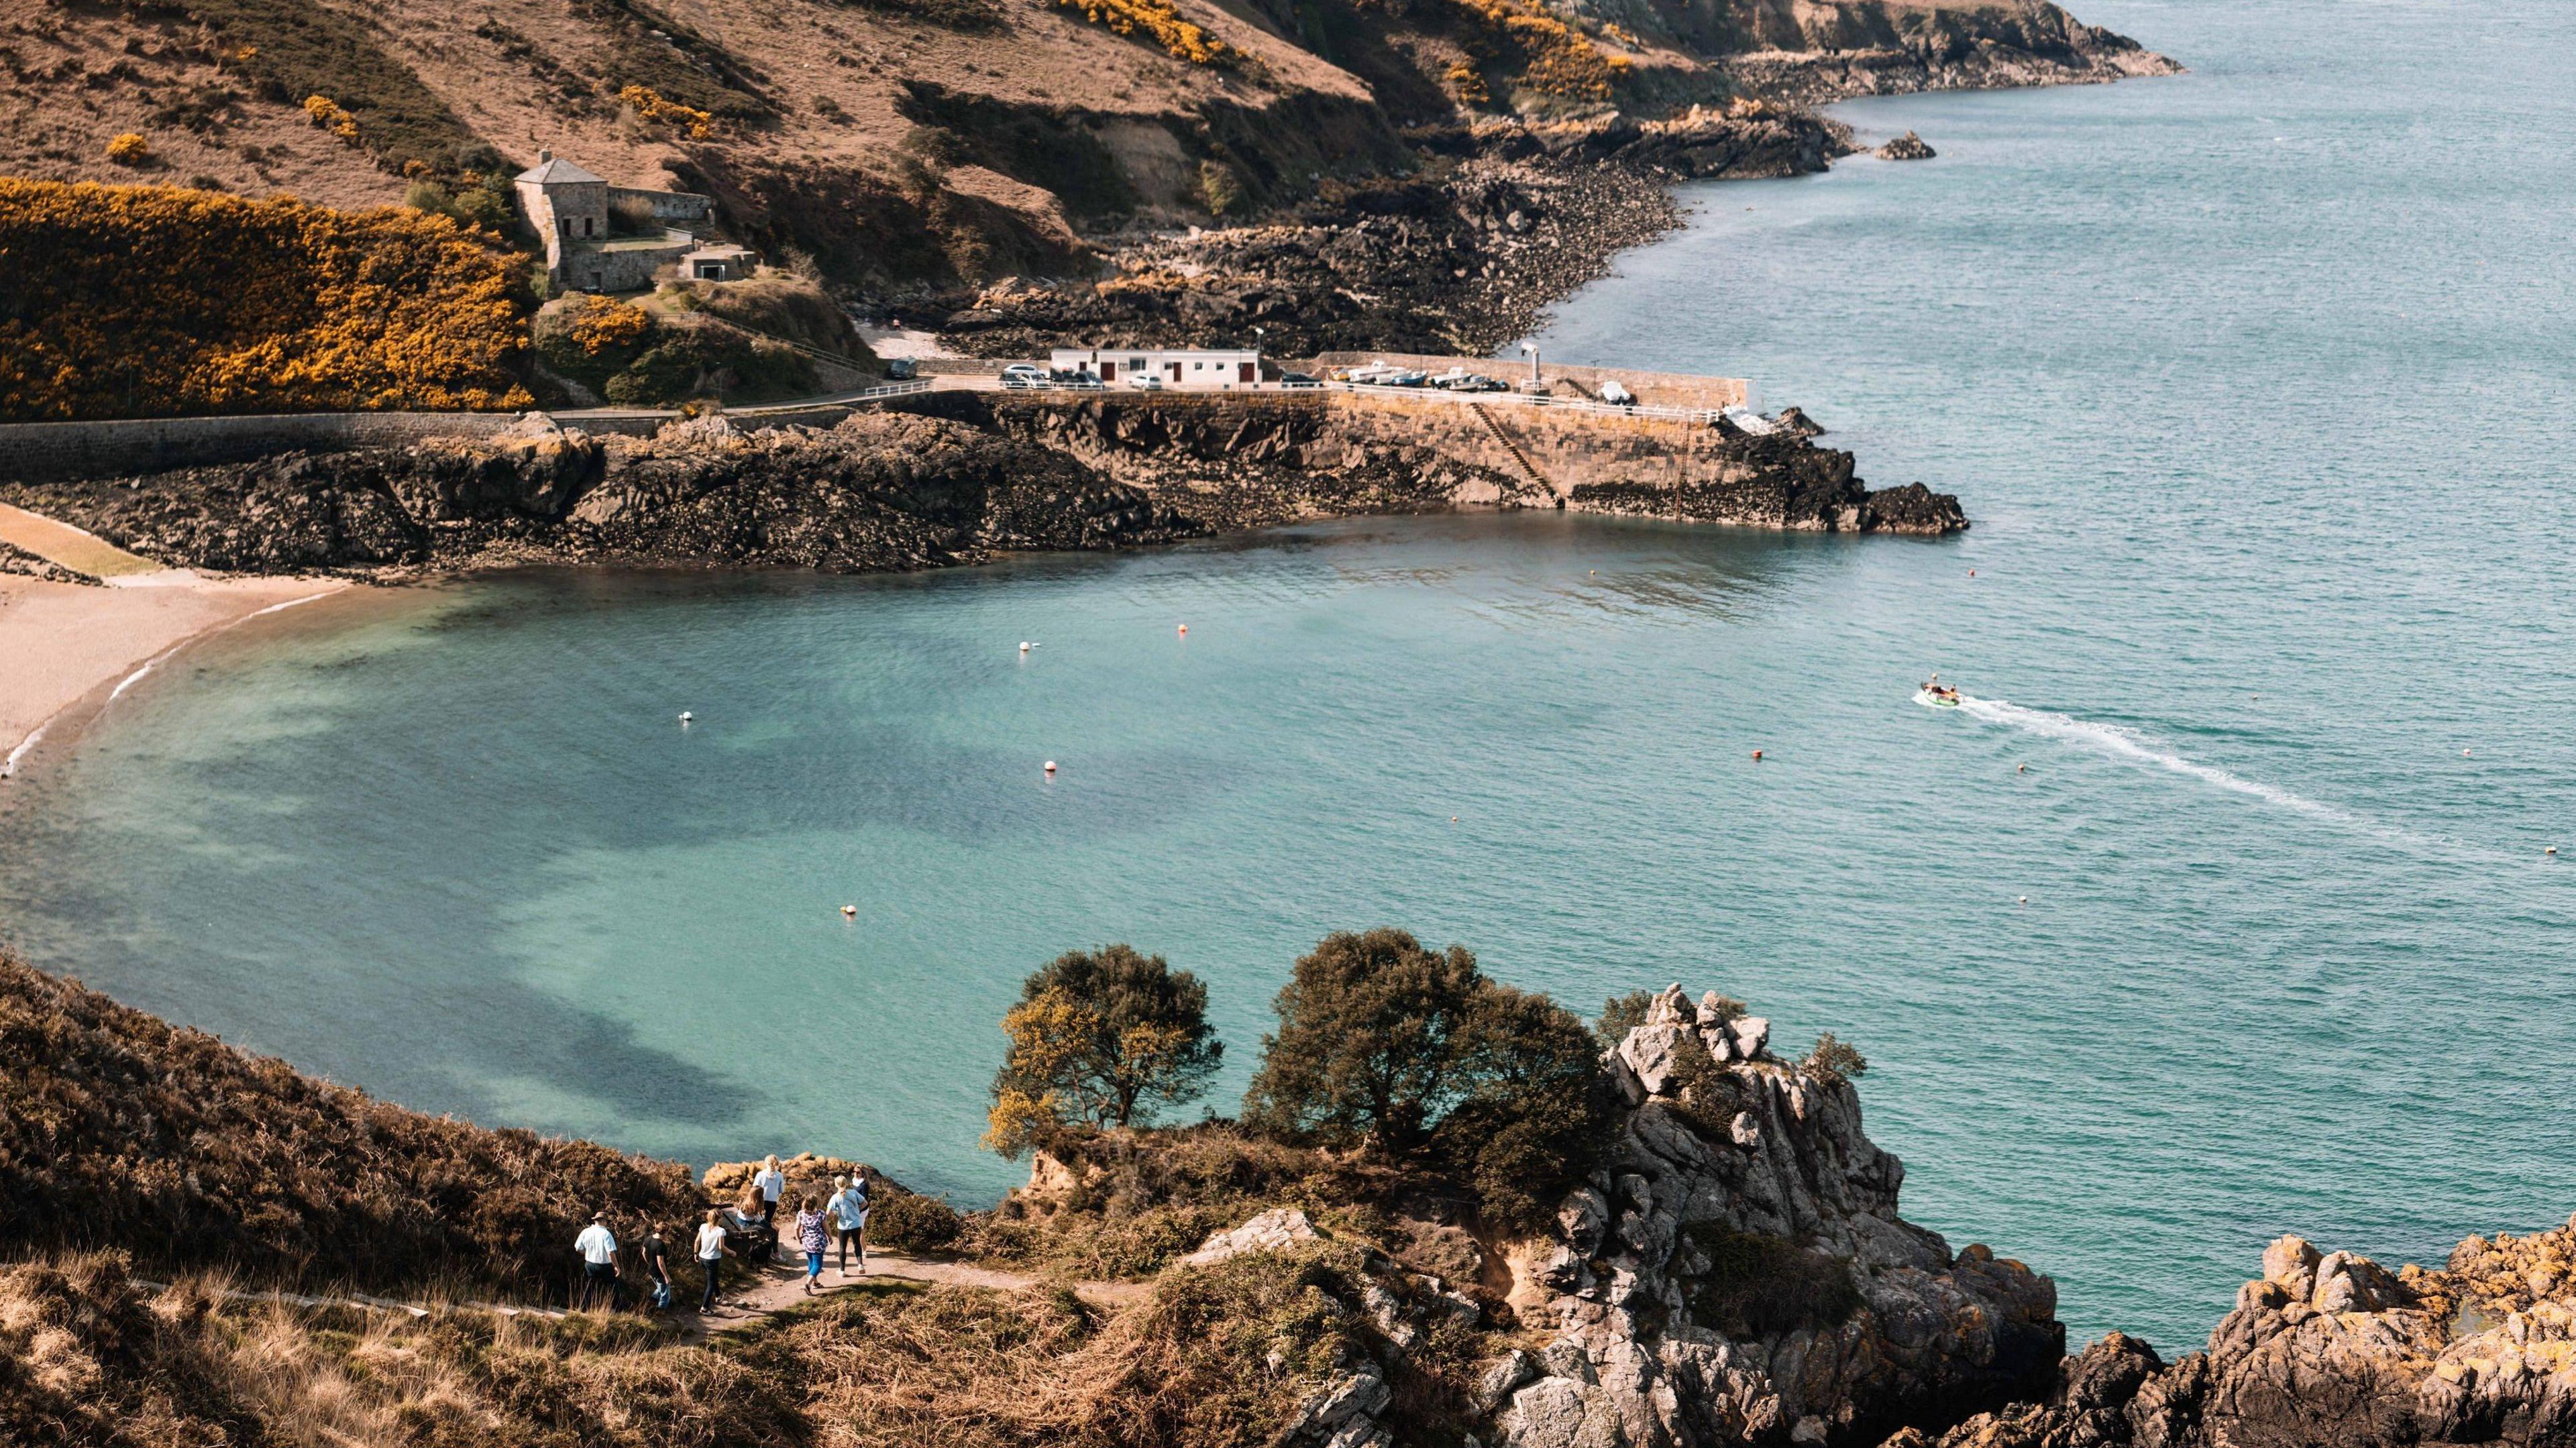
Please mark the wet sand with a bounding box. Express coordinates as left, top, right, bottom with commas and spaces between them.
0, 571, 349, 780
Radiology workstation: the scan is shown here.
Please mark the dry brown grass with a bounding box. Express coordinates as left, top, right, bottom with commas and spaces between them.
961, 1123, 1493, 1287
0, 954, 703, 1301
0, 1250, 800, 1448
742, 1243, 1452, 1448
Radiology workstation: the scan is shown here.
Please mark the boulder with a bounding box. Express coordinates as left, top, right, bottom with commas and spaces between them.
1617, 1022, 1689, 1095
1729, 1015, 1771, 1060
1181, 1206, 1319, 1266
1878, 131, 1937, 161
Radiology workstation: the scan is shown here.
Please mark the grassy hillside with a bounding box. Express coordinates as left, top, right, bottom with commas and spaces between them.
0, 0, 2165, 294
0, 953, 698, 1299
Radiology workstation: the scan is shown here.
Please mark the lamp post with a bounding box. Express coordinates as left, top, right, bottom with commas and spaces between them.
1252, 325, 1266, 390
1519, 340, 1540, 389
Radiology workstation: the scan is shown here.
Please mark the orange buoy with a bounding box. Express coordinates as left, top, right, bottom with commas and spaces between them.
1178, 624, 1188, 636
1751, 749, 1764, 761
1968, 569, 1976, 577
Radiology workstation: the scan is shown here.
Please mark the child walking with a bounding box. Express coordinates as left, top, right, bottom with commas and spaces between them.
795, 1194, 830, 1294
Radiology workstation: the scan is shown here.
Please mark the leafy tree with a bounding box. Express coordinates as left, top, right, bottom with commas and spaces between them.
983, 945, 1222, 1157
1595, 989, 1655, 1050
1438, 983, 1615, 1231
1240, 929, 1481, 1155
1242, 930, 1615, 1229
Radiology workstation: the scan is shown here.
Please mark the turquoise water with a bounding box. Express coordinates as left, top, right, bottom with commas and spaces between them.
5, 0, 2574, 1350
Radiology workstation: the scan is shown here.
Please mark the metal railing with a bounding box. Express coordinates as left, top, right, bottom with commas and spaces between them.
1324, 382, 1729, 424
949, 376, 1735, 423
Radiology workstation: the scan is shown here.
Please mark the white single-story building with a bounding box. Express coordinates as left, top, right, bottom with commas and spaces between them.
1049, 347, 1260, 388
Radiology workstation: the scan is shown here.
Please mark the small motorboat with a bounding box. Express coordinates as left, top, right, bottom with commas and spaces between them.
1915, 677, 1964, 708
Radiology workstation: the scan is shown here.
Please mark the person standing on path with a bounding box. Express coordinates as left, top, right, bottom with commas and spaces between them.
573, 1211, 623, 1312
828, 1172, 869, 1276
754, 1156, 787, 1260
795, 1194, 830, 1294
694, 1208, 728, 1313
639, 1224, 674, 1311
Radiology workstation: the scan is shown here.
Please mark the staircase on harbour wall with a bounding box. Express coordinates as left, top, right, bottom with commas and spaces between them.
1470, 403, 1554, 498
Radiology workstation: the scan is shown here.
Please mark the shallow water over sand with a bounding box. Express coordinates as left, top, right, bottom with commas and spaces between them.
5, 0, 2573, 1349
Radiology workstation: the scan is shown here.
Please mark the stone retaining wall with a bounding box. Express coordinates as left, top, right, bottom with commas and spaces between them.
0, 412, 530, 484
0, 402, 881, 483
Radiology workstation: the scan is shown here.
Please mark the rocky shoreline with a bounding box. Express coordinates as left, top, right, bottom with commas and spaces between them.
0, 393, 1963, 580
930, 106, 1854, 360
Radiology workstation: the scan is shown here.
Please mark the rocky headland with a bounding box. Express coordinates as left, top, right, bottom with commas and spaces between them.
3, 941, 2565, 1448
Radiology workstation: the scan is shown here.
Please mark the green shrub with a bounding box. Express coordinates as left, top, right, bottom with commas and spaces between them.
871, 1191, 963, 1255
1803, 1032, 1868, 1087
1681, 1223, 1864, 1336
1595, 989, 1654, 1050
1197, 159, 1242, 217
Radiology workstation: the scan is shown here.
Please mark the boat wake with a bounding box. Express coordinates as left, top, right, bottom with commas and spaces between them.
1954, 696, 2349, 822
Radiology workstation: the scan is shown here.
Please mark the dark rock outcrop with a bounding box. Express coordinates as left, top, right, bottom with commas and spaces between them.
1902, 1223, 2576, 1448
1878, 132, 1937, 161
1723, 3, 2181, 105
1569, 431, 1968, 535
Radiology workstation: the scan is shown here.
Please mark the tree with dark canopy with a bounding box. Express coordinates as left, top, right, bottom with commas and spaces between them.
983, 944, 1223, 1157
1242, 929, 1613, 1230
1240, 928, 1481, 1155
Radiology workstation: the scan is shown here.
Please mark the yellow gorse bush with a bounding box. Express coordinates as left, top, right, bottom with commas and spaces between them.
1053, 0, 1231, 67
564, 294, 649, 355
0, 179, 535, 421
1446, 0, 1626, 100
617, 85, 714, 140
303, 93, 360, 143
105, 133, 151, 165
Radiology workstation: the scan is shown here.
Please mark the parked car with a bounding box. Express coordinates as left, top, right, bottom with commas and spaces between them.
1052, 368, 1104, 390
1383, 370, 1429, 387
1597, 378, 1636, 406
1126, 373, 1165, 390
1000, 364, 1049, 389
1279, 371, 1322, 388
884, 358, 917, 380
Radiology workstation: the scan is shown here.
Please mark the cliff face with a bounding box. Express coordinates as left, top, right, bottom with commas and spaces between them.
1477, 984, 2060, 1447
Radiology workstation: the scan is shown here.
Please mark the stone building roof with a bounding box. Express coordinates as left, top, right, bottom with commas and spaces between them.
515, 152, 604, 186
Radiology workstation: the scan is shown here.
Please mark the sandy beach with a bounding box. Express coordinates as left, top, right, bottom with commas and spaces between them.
0, 571, 350, 779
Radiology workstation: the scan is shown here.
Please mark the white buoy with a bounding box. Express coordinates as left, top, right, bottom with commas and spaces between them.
1043, 760, 1057, 776
1019, 641, 1030, 654
678, 711, 694, 724
2463, 748, 2473, 757
841, 905, 857, 917
2017, 764, 2027, 774
2018, 895, 2028, 906
2548, 846, 2559, 857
